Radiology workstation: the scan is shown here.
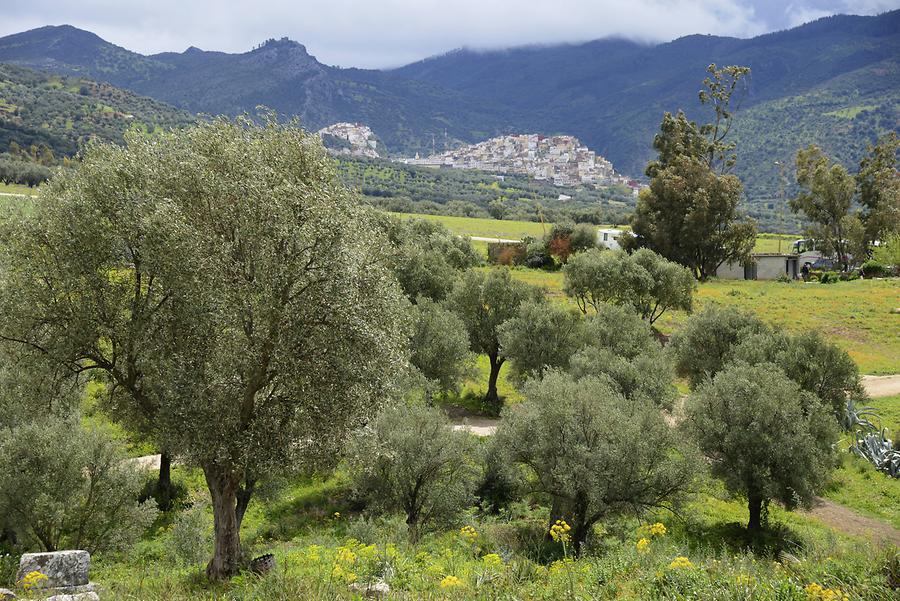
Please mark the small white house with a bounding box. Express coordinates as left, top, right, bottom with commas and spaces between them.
597, 228, 623, 250
716, 253, 800, 280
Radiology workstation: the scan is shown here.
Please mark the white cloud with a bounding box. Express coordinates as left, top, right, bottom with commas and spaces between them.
0, 0, 895, 68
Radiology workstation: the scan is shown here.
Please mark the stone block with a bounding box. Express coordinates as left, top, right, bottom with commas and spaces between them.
16, 551, 90, 589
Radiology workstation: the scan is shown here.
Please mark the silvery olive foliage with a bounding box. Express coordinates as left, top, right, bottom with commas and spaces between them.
376, 215, 481, 303
408, 297, 474, 396
501, 302, 677, 409
562, 248, 696, 323
672, 306, 868, 422
569, 303, 677, 410
0, 116, 410, 579
0, 418, 156, 553
684, 363, 838, 531
498, 300, 585, 383
496, 370, 696, 552
347, 403, 481, 543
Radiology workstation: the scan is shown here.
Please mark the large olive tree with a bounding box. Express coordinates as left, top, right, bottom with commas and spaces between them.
0, 118, 409, 580
684, 363, 837, 532
497, 371, 696, 553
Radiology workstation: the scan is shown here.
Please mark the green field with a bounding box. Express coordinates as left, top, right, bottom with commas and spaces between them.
0, 182, 37, 196
393, 212, 799, 253
391, 211, 553, 240
500, 268, 899, 375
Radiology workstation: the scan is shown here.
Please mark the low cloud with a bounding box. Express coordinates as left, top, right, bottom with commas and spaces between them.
1, 0, 895, 68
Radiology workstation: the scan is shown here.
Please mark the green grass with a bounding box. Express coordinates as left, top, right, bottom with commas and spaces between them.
77, 468, 898, 600
391, 212, 553, 240
0, 182, 38, 196
753, 233, 798, 253
824, 452, 900, 530
499, 270, 899, 374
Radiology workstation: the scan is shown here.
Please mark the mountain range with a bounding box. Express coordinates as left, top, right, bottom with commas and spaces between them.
0, 10, 898, 207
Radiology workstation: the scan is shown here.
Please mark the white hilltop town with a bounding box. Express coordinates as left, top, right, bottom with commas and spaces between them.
317, 124, 641, 195
317, 122, 380, 158
400, 133, 640, 193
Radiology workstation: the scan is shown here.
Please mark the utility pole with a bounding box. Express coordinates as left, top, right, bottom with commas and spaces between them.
775, 160, 786, 253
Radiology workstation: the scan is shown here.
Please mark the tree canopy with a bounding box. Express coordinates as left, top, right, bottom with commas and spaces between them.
0, 117, 410, 580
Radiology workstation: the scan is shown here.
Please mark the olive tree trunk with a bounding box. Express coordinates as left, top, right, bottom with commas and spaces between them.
485, 353, 505, 414
204, 464, 244, 581
747, 493, 763, 532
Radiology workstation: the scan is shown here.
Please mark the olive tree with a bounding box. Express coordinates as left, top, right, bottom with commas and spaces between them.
347, 404, 481, 543
563, 248, 695, 324
569, 304, 677, 410
672, 307, 867, 423
447, 269, 543, 413
0, 118, 409, 580
499, 301, 585, 383
684, 363, 837, 532
669, 306, 768, 389
0, 418, 156, 553
497, 371, 696, 553
409, 298, 474, 396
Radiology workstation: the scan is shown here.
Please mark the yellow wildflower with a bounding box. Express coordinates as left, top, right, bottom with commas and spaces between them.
647, 522, 667, 537
482, 553, 504, 570
549, 557, 575, 576
358, 544, 377, 560
459, 525, 478, 542
333, 511, 341, 519
334, 546, 357, 565
20, 571, 48, 591
636, 537, 650, 553
305, 544, 323, 562
331, 563, 357, 583
668, 556, 694, 570
549, 519, 572, 543
440, 575, 463, 588
805, 583, 849, 601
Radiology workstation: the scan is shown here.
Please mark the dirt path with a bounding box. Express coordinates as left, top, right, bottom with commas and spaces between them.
124, 454, 161, 471
862, 375, 900, 398
469, 236, 521, 244
803, 497, 900, 546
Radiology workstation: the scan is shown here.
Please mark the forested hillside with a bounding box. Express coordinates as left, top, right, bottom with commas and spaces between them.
338, 156, 635, 225
0, 63, 194, 156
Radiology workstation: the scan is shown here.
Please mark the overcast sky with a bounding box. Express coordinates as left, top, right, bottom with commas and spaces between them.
2, 0, 898, 68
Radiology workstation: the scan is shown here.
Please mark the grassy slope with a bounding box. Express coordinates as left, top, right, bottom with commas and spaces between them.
86, 464, 896, 600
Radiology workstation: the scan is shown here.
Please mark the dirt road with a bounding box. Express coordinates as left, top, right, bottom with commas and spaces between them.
803, 497, 900, 546
862, 375, 900, 398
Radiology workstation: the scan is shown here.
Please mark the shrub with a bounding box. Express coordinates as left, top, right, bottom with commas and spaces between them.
408, 298, 474, 395
819, 271, 840, 284
563, 248, 695, 324
497, 371, 696, 553
499, 301, 586, 383
861, 259, 889, 278
670, 306, 767, 389
347, 404, 482, 542
569, 304, 677, 410
684, 363, 838, 532
0, 419, 157, 552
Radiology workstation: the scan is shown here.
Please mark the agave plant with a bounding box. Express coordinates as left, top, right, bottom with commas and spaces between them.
841, 399, 880, 432
851, 429, 900, 479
